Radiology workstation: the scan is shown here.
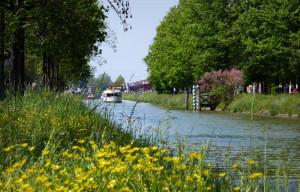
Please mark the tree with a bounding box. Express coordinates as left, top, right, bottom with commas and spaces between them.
230, 0, 300, 85
0, 0, 132, 97
0, 3, 4, 99
113, 74, 125, 87
146, 0, 300, 92
145, 0, 233, 92
88, 73, 112, 93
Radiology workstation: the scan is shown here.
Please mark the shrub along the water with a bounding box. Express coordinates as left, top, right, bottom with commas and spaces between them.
0, 92, 297, 191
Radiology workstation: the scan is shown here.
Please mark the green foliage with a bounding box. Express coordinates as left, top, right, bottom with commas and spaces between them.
88, 73, 113, 93
210, 85, 232, 104
146, 0, 234, 92
146, 0, 300, 92
113, 74, 125, 87
230, 0, 300, 84
25, 0, 107, 83
2, 0, 131, 90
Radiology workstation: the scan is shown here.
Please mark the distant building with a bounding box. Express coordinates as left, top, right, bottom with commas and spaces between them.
127, 80, 152, 93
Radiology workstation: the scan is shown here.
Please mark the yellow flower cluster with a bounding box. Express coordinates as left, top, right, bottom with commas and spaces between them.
0, 140, 266, 192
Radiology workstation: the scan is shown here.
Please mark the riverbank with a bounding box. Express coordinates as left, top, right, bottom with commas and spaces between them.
0, 92, 296, 191
123, 92, 192, 110
0, 91, 146, 154
124, 93, 300, 118
227, 94, 300, 118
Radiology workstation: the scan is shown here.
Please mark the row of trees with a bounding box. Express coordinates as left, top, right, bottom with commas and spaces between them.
88, 73, 125, 93
145, 0, 300, 93
0, 0, 130, 99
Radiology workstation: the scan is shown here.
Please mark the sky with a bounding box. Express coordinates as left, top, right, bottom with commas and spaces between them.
91, 0, 179, 83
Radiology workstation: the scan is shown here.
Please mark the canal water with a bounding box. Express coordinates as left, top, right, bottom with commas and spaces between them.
89, 100, 300, 178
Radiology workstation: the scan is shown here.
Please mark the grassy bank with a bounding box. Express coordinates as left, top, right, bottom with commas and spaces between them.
0, 92, 297, 191
227, 94, 300, 117
0, 91, 148, 166
124, 92, 300, 118
123, 93, 192, 110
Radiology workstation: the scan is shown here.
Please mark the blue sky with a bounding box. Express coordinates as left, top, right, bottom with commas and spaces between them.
91, 0, 179, 83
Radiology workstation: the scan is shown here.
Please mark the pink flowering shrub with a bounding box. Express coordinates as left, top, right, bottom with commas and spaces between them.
198, 69, 244, 103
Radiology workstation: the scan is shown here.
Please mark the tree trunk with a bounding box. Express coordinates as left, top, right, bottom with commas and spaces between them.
0, 6, 5, 100
12, 0, 25, 95
185, 87, 189, 110
42, 52, 48, 89
50, 55, 54, 90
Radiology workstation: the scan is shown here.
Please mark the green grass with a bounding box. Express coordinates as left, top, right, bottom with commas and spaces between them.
123, 93, 192, 110
124, 93, 300, 118
0, 91, 148, 167
227, 94, 300, 117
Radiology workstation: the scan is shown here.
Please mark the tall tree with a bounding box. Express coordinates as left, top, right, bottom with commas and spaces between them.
1, 0, 132, 95
113, 74, 125, 87
0, 2, 4, 99
231, 0, 299, 84
12, 0, 25, 95
88, 73, 112, 93
146, 0, 232, 92
146, 0, 300, 92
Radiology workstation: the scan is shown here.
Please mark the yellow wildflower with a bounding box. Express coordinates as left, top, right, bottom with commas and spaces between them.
12, 159, 27, 169
217, 172, 226, 178
79, 147, 86, 153
20, 143, 28, 148
42, 149, 50, 156
233, 163, 239, 169
188, 152, 202, 160
233, 186, 241, 192
29, 146, 35, 152
142, 147, 150, 154
51, 164, 60, 171
202, 169, 209, 176
121, 187, 132, 192
151, 146, 158, 151
3, 146, 14, 152
36, 175, 48, 183
248, 172, 263, 179
5, 167, 14, 174
247, 160, 256, 165
107, 179, 117, 189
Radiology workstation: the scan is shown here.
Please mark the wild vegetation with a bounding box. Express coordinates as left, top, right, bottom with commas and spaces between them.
145, 0, 300, 93
123, 92, 192, 110
0, 0, 299, 190
227, 94, 300, 117
0, 92, 147, 163
1, 92, 296, 191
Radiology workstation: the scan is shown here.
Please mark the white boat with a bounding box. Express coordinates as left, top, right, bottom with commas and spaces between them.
101, 88, 122, 103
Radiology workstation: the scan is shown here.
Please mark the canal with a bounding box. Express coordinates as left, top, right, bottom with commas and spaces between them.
89, 100, 300, 178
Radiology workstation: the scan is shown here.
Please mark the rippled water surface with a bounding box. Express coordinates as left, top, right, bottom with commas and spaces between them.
88, 100, 300, 178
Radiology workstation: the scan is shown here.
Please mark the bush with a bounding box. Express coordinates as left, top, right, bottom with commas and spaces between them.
198, 69, 244, 103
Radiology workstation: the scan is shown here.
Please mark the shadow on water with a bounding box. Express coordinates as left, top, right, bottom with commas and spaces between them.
86, 99, 300, 184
